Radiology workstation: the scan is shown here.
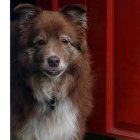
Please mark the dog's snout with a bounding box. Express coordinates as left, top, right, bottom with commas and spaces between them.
47, 56, 60, 67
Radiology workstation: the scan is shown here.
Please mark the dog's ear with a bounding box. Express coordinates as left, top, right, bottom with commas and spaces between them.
60, 4, 87, 29
14, 4, 42, 24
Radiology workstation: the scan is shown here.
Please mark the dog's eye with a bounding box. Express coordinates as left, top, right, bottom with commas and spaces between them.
61, 38, 69, 45
35, 39, 46, 46
38, 39, 46, 45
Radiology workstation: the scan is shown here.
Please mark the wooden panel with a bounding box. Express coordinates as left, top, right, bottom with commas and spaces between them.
59, 0, 86, 7
36, 0, 52, 10
107, 0, 140, 139
115, 0, 140, 127
87, 0, 107, 133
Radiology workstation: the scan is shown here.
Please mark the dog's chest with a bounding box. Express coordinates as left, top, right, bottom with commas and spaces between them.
18, 99, 78, 140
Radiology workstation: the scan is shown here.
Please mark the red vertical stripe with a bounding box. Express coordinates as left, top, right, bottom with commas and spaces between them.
106, 0, 115, 132
52, 0, 59, 11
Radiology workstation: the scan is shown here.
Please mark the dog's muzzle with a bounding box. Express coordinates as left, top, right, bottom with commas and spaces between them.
41, 55, 63, 77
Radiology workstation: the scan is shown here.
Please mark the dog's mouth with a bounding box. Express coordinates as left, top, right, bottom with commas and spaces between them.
41, 68, 62, 77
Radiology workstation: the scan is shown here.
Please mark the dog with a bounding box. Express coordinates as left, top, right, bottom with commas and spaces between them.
11, 3, 93, 140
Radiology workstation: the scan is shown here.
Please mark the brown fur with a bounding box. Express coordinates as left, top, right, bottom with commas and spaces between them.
11, 4, 93, 140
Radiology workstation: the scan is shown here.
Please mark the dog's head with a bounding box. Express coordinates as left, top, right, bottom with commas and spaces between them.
12, 4, 88, 79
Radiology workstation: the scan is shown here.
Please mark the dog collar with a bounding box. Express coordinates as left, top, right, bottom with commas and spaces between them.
48, 96, 56, 110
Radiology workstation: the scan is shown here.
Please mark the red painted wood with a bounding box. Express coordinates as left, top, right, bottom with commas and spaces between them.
59, 0, 86, 6
36, 0, 59, 11
115, 0, 140, 127
36, 0, 52, 10
52, 0, 59, 11
107, 0, 140, 139
106, 0, 115, 131
87, 0, 107, 133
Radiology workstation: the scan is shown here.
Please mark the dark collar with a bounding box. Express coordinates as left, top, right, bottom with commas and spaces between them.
47, 96, 57, 110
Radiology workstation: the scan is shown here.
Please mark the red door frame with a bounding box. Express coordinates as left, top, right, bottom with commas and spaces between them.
106, 0, 115, 132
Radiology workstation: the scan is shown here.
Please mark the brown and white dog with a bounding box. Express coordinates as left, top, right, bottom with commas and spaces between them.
11, 3, 93, 140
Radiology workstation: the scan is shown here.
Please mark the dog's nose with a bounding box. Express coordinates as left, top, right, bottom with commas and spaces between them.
47, 56, 60, 67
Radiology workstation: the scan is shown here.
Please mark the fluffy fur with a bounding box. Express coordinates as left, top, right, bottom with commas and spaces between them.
11, 4, 93, 140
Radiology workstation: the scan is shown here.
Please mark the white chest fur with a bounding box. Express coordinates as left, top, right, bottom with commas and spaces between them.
18, 99, 79, 140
